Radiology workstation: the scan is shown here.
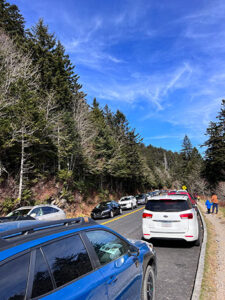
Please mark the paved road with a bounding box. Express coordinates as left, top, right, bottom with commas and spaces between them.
97, 205, 202, 300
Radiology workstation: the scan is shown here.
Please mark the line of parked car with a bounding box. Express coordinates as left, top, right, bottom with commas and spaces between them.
0, 188, 200, 300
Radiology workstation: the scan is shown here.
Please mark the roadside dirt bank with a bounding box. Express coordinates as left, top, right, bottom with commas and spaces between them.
199, 202, 225, 300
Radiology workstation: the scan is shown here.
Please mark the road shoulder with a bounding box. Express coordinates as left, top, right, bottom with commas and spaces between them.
199, 201, 225, 300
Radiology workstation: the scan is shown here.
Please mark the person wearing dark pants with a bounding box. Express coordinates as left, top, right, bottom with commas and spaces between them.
211, 194, 219, 214
205, 199, 212, 214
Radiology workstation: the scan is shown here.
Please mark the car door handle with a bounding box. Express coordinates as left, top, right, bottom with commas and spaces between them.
107, 275, 118, 285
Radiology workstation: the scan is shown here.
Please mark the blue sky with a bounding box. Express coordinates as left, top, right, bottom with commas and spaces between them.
12, 0, 225, 153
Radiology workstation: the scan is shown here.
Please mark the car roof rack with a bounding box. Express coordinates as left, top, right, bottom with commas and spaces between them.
0, 217, 97, 249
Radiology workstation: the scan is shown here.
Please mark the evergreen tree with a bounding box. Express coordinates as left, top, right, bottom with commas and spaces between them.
181, 135, 193, 160
204, 100, 225, 184
0, 0, 24, 38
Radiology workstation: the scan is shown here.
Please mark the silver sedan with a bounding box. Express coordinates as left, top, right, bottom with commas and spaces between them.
7, 204, 66, 221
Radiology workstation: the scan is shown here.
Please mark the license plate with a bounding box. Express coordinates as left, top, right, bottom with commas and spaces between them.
161, 222, 172, 227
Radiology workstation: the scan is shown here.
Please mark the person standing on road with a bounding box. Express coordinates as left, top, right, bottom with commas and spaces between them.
205, 199, 212, 214
211, 194, 219, 214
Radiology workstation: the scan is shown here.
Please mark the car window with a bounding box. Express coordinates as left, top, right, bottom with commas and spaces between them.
7, 209, 30, 217
31, 207, 43, 216
31, 249, 53, 298
86, 230, 129, 265
51, 207, 59, 213
146, 200, 191, 212
120, 197, 130, 201
42, 234, 92, 288
42, 207, 58, 215
0, 253, 30, 300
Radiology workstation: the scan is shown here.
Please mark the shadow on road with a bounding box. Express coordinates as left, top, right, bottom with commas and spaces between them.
144, 238, 195, 249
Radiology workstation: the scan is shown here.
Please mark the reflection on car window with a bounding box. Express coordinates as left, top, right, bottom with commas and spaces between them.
32, 249, 53, 298
0, 253, 30, 300
96, 202, 110, 209
42, 235, 92, 287
86, 230, 129, 265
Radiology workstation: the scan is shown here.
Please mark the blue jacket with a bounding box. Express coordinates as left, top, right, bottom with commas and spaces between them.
205, 200, 212, 209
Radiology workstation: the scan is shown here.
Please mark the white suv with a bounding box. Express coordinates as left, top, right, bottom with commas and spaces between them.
142, 195, 200, 245
118, 196, 137, 210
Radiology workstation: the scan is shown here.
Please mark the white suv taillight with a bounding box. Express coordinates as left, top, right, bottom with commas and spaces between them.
142, 213, 153, 219
180, 213, 193, 219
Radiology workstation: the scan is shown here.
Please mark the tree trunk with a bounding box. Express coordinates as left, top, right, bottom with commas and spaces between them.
100, 175, 103, 190
18, 128, 25, 201
57, 124, 61, 172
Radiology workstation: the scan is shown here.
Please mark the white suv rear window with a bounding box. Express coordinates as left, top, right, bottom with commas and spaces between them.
146, 200, 192, 212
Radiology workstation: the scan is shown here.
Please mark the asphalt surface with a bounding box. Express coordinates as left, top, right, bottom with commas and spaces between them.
96, 205, 202, 300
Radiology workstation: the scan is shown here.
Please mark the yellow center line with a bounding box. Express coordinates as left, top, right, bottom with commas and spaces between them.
101, 206, 144, 225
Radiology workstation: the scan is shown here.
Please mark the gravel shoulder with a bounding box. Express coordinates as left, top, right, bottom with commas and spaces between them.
199, 202, 225, 300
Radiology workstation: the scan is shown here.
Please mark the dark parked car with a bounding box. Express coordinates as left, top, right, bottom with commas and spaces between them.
91, 201, 122, 219
136, 194, 147, 205
0, 218, 157, 300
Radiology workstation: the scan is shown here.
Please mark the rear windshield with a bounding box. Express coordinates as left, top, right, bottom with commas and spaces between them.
146, 199, 192, 212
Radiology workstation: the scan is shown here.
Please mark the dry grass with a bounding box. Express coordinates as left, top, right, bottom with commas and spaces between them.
219, 202, 225, 218
199, 202, 217, 300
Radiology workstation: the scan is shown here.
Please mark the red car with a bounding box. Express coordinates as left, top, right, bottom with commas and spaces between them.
168, 191, 196, 205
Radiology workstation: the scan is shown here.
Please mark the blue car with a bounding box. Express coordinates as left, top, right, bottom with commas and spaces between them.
0, 218, 157, 300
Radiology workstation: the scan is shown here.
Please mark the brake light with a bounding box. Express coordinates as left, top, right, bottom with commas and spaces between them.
180, 213, 193, 219
143, 213, 153, 219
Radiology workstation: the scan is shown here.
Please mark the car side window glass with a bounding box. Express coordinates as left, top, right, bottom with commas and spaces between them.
86, 230, 129, 265
32, 208, 43, 216
42, 207, 57, 215
31, 249, 53, 298
51, 207, 59, 213
0, 253, 30, 300
42, 235, 92, 287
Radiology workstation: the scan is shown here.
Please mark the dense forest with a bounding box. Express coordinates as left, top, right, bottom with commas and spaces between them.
0, 0, 224, 213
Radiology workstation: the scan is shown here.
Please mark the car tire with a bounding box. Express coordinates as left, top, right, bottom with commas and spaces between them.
110, 211, 114, 218
119, 208, 122, 215
141, 265, 156, 300
194, 237, 200, 246
194, 220, 201, 246
194, 228, 201, 246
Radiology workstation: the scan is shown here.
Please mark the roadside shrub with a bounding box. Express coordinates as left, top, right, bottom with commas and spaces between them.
1, 197, 15, 214
60, 187, 74, 203
98, 189, 109, 201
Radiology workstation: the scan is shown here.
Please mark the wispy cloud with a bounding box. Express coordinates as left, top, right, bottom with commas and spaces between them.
13, 0, 225, 151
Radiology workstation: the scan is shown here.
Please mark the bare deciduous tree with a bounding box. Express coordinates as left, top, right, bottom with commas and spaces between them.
0, 30, 40, 201
72, 96, 97, 161
0, 30, 38, 115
